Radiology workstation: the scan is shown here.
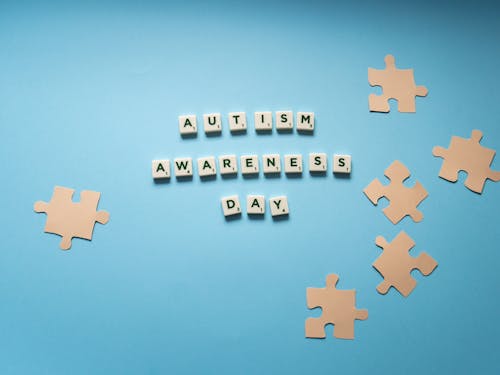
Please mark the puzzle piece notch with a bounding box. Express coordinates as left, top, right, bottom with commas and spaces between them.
306, 274, 368, 340
373, 231, 437, 297
368, 54, 428, 113
363, 160, 428, 224
34, 186, 110, 250
433, 129, 500, 193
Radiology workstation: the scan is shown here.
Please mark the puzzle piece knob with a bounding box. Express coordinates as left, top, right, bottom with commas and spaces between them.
34, 201, 48, 213
376, 280, 391, 295
470, 129, 484, 142
415, 85, 428, 97
355, 309, 369, 321
384, 54, 396, 69
60, 236, 72, 250
325, 274, 340, 287
96, 210, 110, 224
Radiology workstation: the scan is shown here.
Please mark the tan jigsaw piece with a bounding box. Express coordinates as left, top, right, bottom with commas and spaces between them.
306, 274, 368, 340
373, 231, 437, 297
368, 54, 428, 113
433, 129, 500, 193
34, 186, 110, 250
364, 160, 428, 224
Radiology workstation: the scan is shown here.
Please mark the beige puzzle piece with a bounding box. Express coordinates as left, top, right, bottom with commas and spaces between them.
306, 274, 368, 340
432, 129, 500, 194
368, 54, 428, 113
34, 186, 110, 250
373, 231, 437, 297
364, 160, 428, 224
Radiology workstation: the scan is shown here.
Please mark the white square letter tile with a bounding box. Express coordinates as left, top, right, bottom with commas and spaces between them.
203, 113, 222, 134
296, 112, 314, 132
270, 196, 289, 217
276, 111, 293, 130
247, 195, 265, 215
240, 155, 259, 175
197, 156, 217, 177
228, 112, 247, 132
254, 111, 272, 131
179, 115, 197, 135
309, 153, 327, 173
152, 159, 170, 179
262, 154, 281, 174
218, 155, 238, 175
221, 195, 241, 216
284, 154, 303, 174
333, 154, 351, 174
174, 157, 193, 177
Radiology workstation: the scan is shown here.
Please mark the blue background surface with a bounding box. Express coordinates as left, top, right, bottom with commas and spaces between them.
0, 0, 499, 374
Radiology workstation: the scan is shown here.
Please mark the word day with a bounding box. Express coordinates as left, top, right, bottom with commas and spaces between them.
221, 195, 289, 217
178, 111, 315, 135
152, 153, 352, 179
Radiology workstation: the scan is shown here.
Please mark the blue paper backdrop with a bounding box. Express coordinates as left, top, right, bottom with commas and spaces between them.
0, 0, 499, 374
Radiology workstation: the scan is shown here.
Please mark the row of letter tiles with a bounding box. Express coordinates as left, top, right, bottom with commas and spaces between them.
178, 112, 315, 135
221, 195, 289, 217
152, 154, 351, 179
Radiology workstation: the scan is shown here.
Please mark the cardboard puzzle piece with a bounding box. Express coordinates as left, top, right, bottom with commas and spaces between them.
364, 160, 428, 224
432, 129, 500, 194
368, 54, 428, 113
306, 274, 368, 340
34, 186, 110, 250
373, 231, 437, 297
